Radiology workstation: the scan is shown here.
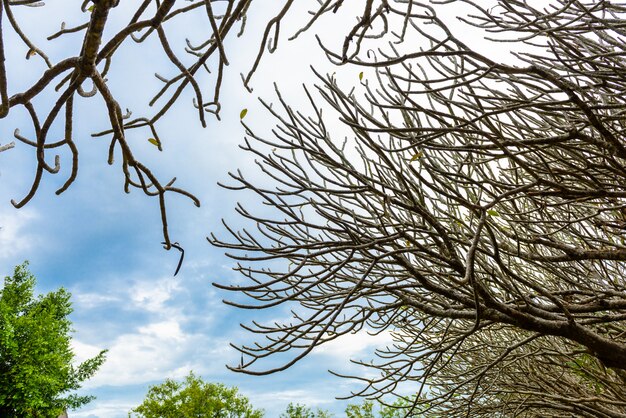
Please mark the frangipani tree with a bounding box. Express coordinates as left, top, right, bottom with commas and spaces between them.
212, 1, 626, 415
0, 0, 383, 252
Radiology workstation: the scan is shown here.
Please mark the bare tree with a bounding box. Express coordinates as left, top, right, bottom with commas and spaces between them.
211, 0, 626, 414
1, 0, 258, 249
419, 328, 626, 417
0, 0, 350, 250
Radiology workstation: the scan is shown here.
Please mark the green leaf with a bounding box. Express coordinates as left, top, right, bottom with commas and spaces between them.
0, 263, 106, 415
148, 138, 159, 147
410, 151, 423, 161
487, 209, 500, 217
87, 5, 94, 12
359, 71, 364, 81
240, 108, 248, 119
132, 372, 263, 418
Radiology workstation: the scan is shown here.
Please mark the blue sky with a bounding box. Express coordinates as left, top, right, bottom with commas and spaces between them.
0, 2, 399, 416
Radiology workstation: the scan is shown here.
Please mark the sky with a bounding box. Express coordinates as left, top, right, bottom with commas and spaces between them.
0, 1, 504, 417
0, 2, 402, 417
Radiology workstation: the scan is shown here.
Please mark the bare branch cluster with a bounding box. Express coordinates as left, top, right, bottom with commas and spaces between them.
212, 1, 626, 415
1, 0, 256, 247
0, 0, 345, 248
422, 330, 626, 417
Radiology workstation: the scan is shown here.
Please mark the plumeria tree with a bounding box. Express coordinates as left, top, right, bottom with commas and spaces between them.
5, 0, 626, 415
0, 0, 381, 252
211, 0, 626, 415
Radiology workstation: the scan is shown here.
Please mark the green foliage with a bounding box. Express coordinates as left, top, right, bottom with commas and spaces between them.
346, 401, 375, 418
379, 398, 419, 418
280, 398, 422, 418
131, 371, 263, 418
0, 262, 107, 417
565, 353, 608, 393
281, 403, 314, 418
280, 403, 333, 418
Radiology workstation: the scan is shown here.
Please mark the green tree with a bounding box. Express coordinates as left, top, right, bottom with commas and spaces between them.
0, 262, 107, 417
213, 1, 626, 415
281, 403, 314, 418
345, 399, 418, 418
345, 401, 374, 418
131, 371, 263, 418
288, 399, 417, 418
280, 403, 332, 418
379, 398, 420, 418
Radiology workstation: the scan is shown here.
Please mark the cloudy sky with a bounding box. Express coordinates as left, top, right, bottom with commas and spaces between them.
0, 1, 509, 416
0, 1, 405, 416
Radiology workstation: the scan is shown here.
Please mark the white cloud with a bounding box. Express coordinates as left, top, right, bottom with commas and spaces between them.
73, 292, 121, 309
130, 277, 181, 313
313, 330, 394, 361
138, 320, 185, 341
251, 388, 332, 409
73, 340, 106, 365
0, 208, 38, 260
68, 400, 137, 418
72, 275, 188, 318
74, 318, 224, 388
72, 273, 233, 389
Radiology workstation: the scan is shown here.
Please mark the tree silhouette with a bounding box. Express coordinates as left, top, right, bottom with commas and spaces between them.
211, 1, 626, 415
0, 0, 377, 250
5, 0, 626, 415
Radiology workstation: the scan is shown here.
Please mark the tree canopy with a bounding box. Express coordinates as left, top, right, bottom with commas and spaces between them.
4, 0, 626, 416
130, 371, 263, 418
346, 399, 414, 418
280, 403, 332, 418
209, 0, 626, 416
280, 399, 416, 418
0, 0, 376, 251
0, 263, 107, 417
